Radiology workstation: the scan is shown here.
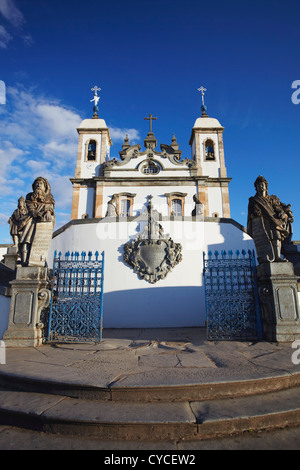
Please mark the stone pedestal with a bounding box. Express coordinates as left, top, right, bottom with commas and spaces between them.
257, 262, 300, 342
3, 266, 51, 347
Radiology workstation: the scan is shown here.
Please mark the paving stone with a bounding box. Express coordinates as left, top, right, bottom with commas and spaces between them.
0, 390, 65, 415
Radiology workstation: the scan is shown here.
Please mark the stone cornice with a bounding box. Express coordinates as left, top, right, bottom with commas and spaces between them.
189, 126, 224, 145
53, 216, 246, 238
70, 176, 232, 185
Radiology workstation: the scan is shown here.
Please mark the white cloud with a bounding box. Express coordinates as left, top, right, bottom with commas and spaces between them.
0, 85, 141, 237
0, 0, 24, 27
34, 104, 81, 139
0, 212, 9, 225
0, 87, 80, 226
0, 0, 32, 47
0, 23, 12, 48
109, 127, 140, 143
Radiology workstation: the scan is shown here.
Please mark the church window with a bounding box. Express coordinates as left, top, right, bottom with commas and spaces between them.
204, 139, 215, 160
171, 199, 182, 216
165, 192, 187, 217
113, 192, 136, 217
87, 140, 97, 161
120, 198, 131, 217
142, 161, 160, 175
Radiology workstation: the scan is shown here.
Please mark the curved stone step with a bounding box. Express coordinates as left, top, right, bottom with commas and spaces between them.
1, 386, 300, 441
0, 371, 300, 403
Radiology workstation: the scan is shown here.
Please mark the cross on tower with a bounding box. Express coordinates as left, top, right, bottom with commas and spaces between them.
91, 85, 101, 95
91, 86, 101, 105
144, 114, 157, 133
198, 86, 207, 107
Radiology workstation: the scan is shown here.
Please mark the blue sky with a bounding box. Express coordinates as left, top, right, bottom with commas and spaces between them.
0, 0, 299, 243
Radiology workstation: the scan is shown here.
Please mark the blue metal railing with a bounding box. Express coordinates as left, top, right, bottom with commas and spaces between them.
203, 249, 262, 341
47, 251, 105, 343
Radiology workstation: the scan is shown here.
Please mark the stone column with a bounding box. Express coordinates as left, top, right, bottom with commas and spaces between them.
257, 262, 300, 342
3, 266, 51, 347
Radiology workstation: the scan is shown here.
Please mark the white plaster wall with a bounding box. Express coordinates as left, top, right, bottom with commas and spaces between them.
0, 295, 10, 340
78, 186, 95, 219
102, 185, 197, 219
49, 220, 255, 329
78, 187, 88, 219
207, 186, 224, 217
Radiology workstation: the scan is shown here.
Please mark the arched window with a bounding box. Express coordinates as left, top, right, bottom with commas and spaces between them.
204, 139, 215, 160
171, 199, 182, 216
142, 161, 160, 174
87, 140, 97, 161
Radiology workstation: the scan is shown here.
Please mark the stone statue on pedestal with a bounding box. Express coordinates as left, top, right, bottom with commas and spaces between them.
247, 175, 293, 264
247, 176, 299, 342
9, 177, 55, 266
4, 177, 55, 346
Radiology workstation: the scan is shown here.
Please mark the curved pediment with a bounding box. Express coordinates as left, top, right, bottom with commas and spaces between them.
104, 141, 196, 173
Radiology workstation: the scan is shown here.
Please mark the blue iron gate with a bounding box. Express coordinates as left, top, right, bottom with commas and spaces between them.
203, 250, 262, 341
47, 251, 104, 343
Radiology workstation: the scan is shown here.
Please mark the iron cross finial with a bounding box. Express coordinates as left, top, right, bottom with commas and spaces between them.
91, 86, 101, 105
144, 114, 157, 133
198, 86, 207, 107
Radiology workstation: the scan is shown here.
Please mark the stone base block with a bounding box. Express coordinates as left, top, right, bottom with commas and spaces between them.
4, 326, 44, 347
257, 261, 300, 342
3, 265, 51, 347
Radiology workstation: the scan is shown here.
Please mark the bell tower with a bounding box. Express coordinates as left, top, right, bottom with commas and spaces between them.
189, 87, 230, 218
71, 86, 112, 220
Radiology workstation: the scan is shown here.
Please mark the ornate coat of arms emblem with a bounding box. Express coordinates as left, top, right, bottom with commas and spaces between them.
123, 196, 182, 283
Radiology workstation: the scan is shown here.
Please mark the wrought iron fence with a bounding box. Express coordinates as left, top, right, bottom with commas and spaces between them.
203, 249, 262, 341
47, 250, 104, 343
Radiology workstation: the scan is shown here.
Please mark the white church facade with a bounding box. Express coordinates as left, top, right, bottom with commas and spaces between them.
48, 93, 255, 329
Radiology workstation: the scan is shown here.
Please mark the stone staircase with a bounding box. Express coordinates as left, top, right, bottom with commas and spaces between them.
1, 372, 300, 441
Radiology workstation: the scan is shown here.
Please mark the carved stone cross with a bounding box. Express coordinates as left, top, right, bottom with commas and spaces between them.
144, 114, 157, 133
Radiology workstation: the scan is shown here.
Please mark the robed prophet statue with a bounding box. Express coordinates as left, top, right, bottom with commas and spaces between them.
247, 175, 293, 264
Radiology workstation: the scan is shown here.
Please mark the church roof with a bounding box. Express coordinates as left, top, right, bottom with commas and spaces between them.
77, 118, 108, 130
193, 116, 223, 129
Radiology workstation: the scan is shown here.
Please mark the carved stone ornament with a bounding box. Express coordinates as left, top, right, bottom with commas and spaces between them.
123, 196, 182, 283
